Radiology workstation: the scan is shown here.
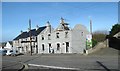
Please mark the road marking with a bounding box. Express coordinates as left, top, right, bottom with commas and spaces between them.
96, 61, 110, 71
28, 64, 79, 70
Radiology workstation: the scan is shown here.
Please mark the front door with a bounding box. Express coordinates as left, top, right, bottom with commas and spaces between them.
48, 43, 51, 53
66, 42, 69, 53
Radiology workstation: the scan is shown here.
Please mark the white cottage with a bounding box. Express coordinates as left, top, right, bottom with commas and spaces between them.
4, 42, 13, 50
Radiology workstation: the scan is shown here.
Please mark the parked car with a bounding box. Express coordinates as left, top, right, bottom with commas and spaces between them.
0, 49, 7, 56
6, 50, 18, 56
10, 50, 19, 56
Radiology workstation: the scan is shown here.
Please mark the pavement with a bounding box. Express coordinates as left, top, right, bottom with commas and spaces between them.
1, 47, 119, 71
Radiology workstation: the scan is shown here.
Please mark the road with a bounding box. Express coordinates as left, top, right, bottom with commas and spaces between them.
1, 48, 119, 71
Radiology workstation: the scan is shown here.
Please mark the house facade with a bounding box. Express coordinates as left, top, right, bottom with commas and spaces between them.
13, 26, 46, 54
38, 18, 89, 54
13, 18, 89, 54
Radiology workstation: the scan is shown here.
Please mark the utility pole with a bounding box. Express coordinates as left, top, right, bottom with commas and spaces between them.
29, 19, 32, 56
90, 19, 93, 48
21, 19, 36, 55
90, 19, 92, 35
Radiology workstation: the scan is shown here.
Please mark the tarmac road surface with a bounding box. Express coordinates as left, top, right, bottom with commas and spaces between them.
2, 48, 119, 71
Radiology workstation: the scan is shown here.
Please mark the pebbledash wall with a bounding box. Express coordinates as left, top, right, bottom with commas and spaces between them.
38, 19, 89, 54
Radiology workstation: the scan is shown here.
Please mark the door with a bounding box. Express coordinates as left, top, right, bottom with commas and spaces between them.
48, 43, 51, 53
66, 42, 69, 53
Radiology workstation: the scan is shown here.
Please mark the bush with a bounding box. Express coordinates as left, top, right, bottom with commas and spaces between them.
92, 39, 97, 47
92, 33, 107, 42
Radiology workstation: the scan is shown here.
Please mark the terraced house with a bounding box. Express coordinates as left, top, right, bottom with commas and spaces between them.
13, 18, 89, 54
13, 25, 46, 54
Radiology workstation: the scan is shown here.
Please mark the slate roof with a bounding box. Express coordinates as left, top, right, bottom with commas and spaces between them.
13, 26, 46, 40
29, 29, 37, 36
13, 32, 28, 40
37, 26, 46, 35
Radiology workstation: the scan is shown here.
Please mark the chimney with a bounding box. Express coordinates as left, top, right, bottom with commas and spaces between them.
36, 25, 39, 30
60, 17, 64, 24
21, 30, 23, 34
46, 21, 51, 33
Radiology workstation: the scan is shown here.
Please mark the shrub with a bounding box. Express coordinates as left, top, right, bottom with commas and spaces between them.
92, 39, 97, 47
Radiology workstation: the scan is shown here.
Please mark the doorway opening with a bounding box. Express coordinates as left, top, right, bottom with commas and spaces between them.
66, 42, 69, 53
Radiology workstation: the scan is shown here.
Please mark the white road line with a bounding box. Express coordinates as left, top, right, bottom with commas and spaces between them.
28, 64, 79, 70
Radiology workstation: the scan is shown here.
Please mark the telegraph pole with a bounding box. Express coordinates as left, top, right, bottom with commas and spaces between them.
90, 19, 92, 35
29, 19, 32, 56
90, 19, 93, 48
21, 19, 36, 55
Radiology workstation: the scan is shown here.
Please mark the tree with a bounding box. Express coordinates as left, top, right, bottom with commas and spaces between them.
109, 24, 120, 36
93, 30, 108, 42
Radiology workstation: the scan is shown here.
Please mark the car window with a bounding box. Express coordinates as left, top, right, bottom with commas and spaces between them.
10, 50, 13, 52
4, 50, 7, 53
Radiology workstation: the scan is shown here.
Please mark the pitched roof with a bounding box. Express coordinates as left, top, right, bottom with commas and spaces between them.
13, 26, 46, 40
29, 29, 37, 36
13, 32, 28, 40
36, 26, 46, 35
113, 31, 120, 38
56, 23, 70, 31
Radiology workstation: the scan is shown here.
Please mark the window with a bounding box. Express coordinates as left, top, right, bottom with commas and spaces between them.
41, 35, 44, 40
36, 45, 38, 48
57, 43, 60, 50
48, 34, 51, 40
56, 33, 59, 38
10, 50, 13, 52
49, 43, 51, 47
81, 32, 83, 36
42, 44, 44, 51
65, 32, 68, 38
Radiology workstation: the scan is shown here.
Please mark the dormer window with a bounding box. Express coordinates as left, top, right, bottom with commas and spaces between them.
56, 33, 59, 38
41, 35, 44, 40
